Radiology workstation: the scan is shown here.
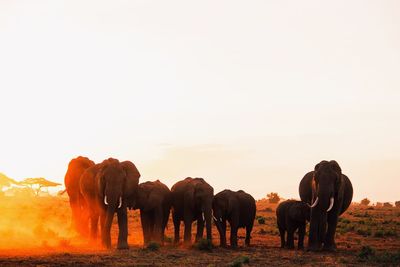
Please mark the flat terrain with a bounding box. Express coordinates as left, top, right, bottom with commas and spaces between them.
0, 196, 399, 266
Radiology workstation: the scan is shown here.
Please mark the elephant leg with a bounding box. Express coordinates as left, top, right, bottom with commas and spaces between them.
220, 220, 227, 247
324, 212, 338, 251
90, 213, 99, 241
245, 223, 253, 246
116, 207, 129, 249
195, 217, 205, 242
298, 223, 306, 250
286, 225, 295, 249
154, 208, 164, 244
278, 227, 286, 248
173, 213, 180, 244
161, 209, 170, 245
141, 211, 151, 245
230, 225, 238, 248
183, 215, 193, 245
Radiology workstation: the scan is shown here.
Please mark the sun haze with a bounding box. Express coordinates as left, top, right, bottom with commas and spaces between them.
1, 1, 399, 202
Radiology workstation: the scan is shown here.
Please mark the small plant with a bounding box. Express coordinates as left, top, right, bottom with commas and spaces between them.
257, 216, 266, 225
358, 246, 375, 260
194, 238, 213, 251
374, 230, 384, 238
360, 198, 370, 206
258, 228, 267, 235
356, 228, 371, 237
230, 256, 250, 267
164, 236, 173, 243
146, 242, 160, 251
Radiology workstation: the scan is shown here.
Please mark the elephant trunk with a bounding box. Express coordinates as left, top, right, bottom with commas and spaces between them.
203, 204, 212, 241
308, 190, 332, 250
102, 197, 119, 248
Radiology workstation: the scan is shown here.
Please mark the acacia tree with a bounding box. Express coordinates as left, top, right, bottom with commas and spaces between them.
267, 192, 281, 203
0, 173, 19, 193
19, 177, 61, 196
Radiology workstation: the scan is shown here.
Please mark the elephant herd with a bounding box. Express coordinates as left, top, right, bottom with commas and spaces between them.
64, 156, 353, 252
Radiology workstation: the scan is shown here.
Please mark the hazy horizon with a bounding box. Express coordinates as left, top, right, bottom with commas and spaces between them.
1, 1, 400, 202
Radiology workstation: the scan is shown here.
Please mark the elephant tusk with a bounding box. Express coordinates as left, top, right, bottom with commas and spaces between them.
104, 195, 108, 205
118, 197, 122, 209
219, 218, 222, 222
327, 197, 334, 212
212, 215, 218, 221
202, 212, 205, 222
310, 197, 319, 208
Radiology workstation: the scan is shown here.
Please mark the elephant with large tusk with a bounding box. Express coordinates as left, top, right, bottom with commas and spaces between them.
80, 158, 140, 249
299, 160, 353, 252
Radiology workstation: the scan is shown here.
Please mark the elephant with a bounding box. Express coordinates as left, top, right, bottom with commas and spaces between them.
171, 177, 214, 245
64, 156, 95, 235
299, 160, 353, 251
212, 189, 256, 248
80, 158, 140, 249
131, 180, 171, 245
276, 200, 310, 249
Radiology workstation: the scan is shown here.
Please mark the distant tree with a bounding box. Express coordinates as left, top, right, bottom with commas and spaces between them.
375, 202, 383, 207
395, 201, 400, 208
360, 198, 371, 206
383, 202, 393, 208
19, 177, 61, 196
267, 192, 280, 203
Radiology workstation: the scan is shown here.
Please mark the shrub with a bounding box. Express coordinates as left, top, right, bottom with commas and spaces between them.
374, 230, 384, 238
146, 242, 160, 251
360, 198, 370, 206
395, 201, 400, 208
230, 256, 250, 267
356, 228, 371, 236
267, 192, 280, 203
257, 216, 266, 225
384, 202, 393, 208
194, 239, 213, 251
358, 246, 375, 260
164, 236, 173, 243
258, 228, 267, 235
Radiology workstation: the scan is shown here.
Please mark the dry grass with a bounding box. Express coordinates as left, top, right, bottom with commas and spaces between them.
0, 195, 399, 266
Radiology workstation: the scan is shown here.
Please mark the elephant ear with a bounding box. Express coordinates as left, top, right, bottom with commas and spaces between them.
121, 161, 140, 197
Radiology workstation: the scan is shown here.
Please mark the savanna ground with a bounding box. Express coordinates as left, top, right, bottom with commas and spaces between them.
0, 195, 399, 266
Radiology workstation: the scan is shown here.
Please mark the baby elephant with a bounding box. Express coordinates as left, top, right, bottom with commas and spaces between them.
131, 180, 172, 245
212, 190, 256, 247
276, 200, 310, 249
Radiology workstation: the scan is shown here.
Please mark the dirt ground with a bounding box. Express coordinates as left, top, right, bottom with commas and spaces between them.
0, 196, 399, 266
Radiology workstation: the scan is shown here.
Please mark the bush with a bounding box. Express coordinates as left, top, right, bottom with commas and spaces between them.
356, 228, 371, 236
230, 256, 250, 267
146, 242, 160, 251
358, 246, 375, 260
257, 216, 266, 224
384, 202, 393, 208
374, 230, 384, 238
395, 201, 400, 208
267, 192, 280, 203
360, 198, 370, 206
164, 236, 173, 243
258, 228, 267, 235
194, 239, 213, 251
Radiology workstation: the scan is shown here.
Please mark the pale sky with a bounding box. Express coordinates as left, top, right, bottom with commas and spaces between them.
1, 1, 399, 202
